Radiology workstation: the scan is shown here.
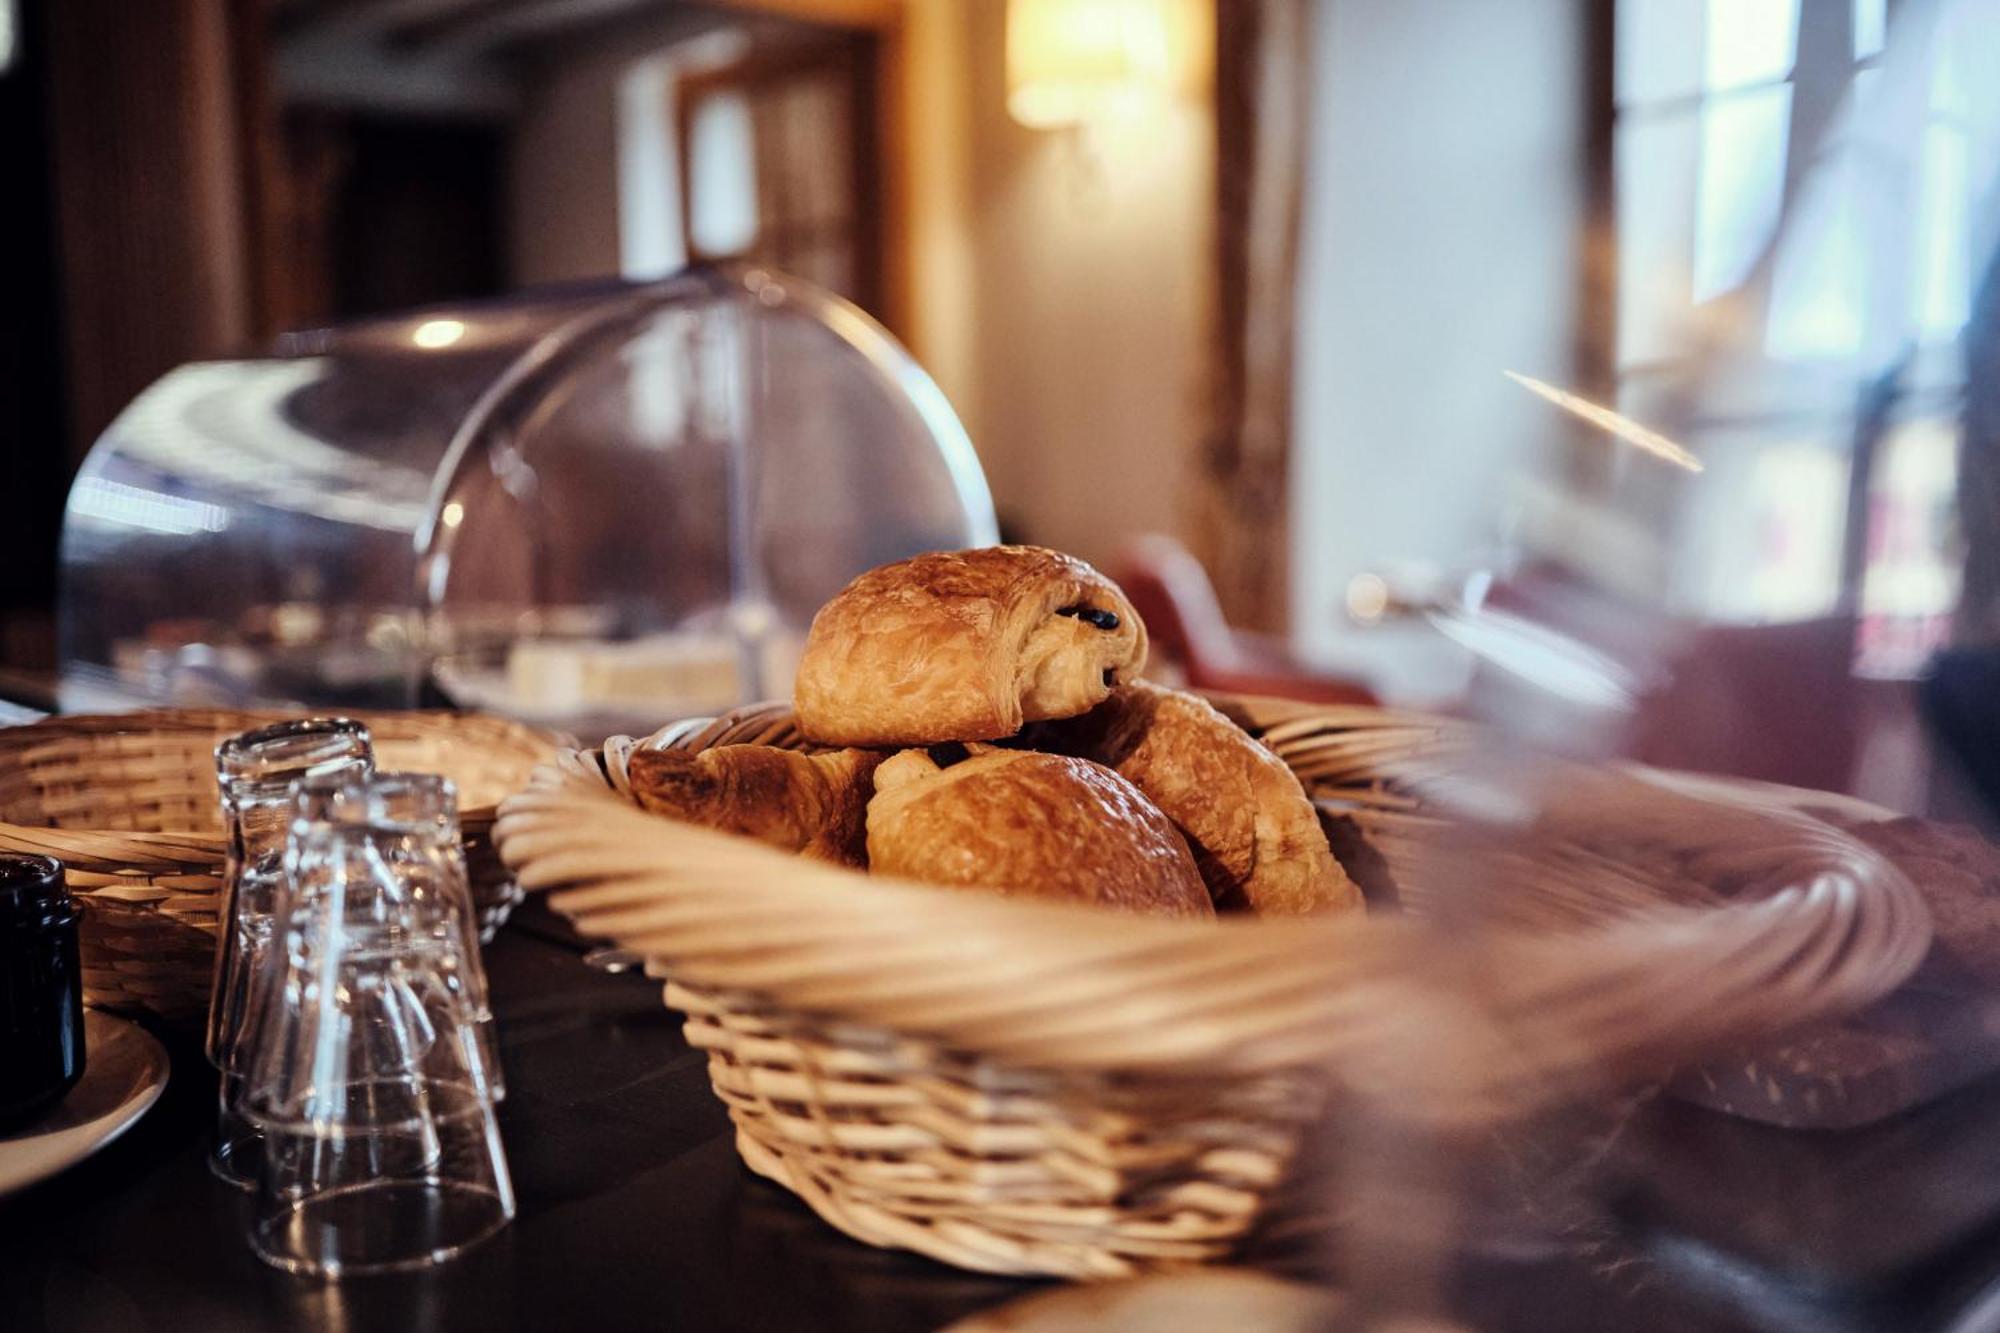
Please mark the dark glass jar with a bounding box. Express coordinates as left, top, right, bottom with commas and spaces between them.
0, 854, 85, 1130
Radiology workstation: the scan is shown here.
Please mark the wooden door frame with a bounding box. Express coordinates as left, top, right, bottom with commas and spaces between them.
705, 0, 911, 338
674, 31, 885, 316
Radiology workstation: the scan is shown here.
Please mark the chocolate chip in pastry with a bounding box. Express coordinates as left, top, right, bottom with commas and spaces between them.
866, 746, 1213, 918
793, 546, 1149, 747
626, 744, 884, 866
1028, 680, 1362, 916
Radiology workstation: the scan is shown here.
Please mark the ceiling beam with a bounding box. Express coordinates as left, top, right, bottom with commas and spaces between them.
383, 0, 668, 54
703, 0, 901, 31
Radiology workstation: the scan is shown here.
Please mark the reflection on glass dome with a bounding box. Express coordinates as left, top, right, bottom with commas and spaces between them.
59, 264, 997, 736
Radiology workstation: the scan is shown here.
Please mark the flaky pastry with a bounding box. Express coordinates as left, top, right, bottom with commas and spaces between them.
626, 744, 884, 866
1028, 680, 1362, 915
866, 747, 1212, 918
793, 546, 1148, 747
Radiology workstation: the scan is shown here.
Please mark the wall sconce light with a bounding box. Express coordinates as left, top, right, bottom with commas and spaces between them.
1006, 0, 1176, 130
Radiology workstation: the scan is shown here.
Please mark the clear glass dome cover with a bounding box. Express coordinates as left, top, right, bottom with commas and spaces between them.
59, 264, 997, 735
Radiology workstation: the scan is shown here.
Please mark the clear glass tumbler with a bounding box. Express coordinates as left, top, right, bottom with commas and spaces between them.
290, 771, 504, 1099
207, 718, 375, 1187
244, 769, 513, 1277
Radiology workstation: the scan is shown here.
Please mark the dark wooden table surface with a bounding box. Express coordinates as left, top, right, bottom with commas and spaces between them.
0, 914, 1048, 1333
5, 660, 2000, 1331
7, 913, 2000, 1331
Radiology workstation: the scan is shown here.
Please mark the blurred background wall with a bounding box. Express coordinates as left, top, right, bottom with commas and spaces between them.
1292, 0, 1592, 685
497, 0, 1216, 578
949, 0, 1215, 572
0, 0, 1534, 681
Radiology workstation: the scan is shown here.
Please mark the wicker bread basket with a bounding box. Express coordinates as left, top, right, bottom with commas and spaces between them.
494, 695, 1930, 1279
0, 708, 558, 1021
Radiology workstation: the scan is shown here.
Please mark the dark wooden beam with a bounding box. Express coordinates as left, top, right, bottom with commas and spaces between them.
1194, 0, 1311, 633
705, 0, 899, 27
45, 0, 269, 458
382, 0, 661, 55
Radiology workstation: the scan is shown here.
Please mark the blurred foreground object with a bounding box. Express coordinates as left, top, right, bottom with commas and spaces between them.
942, 1270, 1356, 1332
1319, 0, 2000, 811
1922, 645, 2000, 825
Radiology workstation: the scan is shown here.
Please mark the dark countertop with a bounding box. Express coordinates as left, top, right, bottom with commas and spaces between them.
1, 657, 1998, 1332
7, 905, 2000, 1332
0, 914, 1040, 1333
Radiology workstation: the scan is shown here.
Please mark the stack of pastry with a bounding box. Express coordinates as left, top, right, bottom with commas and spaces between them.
625, 546, 1363, 920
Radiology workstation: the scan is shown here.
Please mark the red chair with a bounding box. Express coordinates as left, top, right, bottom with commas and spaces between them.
1483, 563, 1874, 794
1113, 535, 1378, 706
1625, 615, 1866, 796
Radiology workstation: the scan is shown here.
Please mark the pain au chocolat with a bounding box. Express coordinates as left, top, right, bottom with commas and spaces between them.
793, 546, 1148, 747
865, 746, 1213, 918
625, 744, 884, 867
1028, 680, 1362, 916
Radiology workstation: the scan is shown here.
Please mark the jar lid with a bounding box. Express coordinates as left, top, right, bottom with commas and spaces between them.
0, 854, 71, 925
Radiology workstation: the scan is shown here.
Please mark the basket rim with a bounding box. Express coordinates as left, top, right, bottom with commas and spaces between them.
0, 707, 560, 840
495, 694, 1932, 1104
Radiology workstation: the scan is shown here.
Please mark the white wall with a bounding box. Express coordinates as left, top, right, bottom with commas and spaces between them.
912, 0, 1216, 572
1292, 0, 1585, 672
507, 11, 734, 286
504, 0, 1217, 575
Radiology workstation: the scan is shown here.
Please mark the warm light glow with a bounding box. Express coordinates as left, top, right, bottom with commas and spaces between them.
441, 501, 465, 529
1006, 0, 1174, 129
1345, 572, 1391, 624
1504, 371, 1706, 473
412, 319, 467, 350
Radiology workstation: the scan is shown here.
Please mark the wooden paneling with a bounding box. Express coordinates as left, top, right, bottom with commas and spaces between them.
1192, 0, 1310, 633
0, 0, 67, 650
1576, 3, 1617, 393
711, 0, 901, 27
870, 7, 910, 339
44, 0, 269, 458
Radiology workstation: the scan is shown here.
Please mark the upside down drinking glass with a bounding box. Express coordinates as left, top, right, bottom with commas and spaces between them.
294, 770, 504, 1100
207, 718, 376, 1188
244, 769, 512, 1276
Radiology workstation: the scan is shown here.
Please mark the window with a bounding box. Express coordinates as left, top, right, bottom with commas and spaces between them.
1857, 415, 1961, 672
613, 29, 883, 314
674, 36, 880, 311
1612, 0, 1987, 674
1615, 0, 1810, 367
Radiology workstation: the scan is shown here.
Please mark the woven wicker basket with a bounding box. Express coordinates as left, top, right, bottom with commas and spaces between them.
495, 696, 1930, 1279
0, 708, 558, 1021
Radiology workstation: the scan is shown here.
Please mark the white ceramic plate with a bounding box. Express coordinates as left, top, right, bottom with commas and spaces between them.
0, 1010, 168, 1196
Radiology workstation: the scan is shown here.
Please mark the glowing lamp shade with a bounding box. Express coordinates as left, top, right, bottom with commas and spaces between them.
1006, 0, 1174, 129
